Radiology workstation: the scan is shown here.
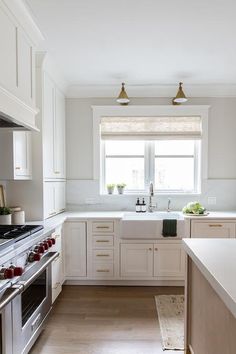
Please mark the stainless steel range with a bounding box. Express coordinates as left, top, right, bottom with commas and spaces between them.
0, 224, 59, 354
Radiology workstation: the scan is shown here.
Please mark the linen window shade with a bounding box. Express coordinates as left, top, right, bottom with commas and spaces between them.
101, 116, 202, 140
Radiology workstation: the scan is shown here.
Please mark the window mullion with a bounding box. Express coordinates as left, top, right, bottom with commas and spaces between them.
149, 142, 155, 187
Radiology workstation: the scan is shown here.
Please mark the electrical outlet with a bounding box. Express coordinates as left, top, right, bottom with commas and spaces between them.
208, 197, 216, 205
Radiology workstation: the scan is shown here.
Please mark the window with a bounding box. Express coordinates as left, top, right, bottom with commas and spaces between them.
92, 105, 209, 195
102, 139, 200, 193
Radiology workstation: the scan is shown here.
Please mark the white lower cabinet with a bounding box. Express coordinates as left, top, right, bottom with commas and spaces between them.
120, 244, 153, 278
64, 222, 87, 277
120, 242, 184, 280
153, 244, 185, 278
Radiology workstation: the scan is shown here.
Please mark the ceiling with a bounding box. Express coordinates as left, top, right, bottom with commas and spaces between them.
24, 0, 236, 89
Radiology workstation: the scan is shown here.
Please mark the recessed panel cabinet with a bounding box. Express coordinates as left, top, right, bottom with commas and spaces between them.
120, 244, 153, 278
153, 244, 185, 278
0, 131, 32, 180
0, 3, 35, 107
64, 222, 87, 277
120, 242, 185, 280
43, 73, 65, 180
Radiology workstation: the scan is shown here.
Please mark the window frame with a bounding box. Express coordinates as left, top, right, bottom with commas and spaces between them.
101, 139, 201, 194
92, 105, 209, 196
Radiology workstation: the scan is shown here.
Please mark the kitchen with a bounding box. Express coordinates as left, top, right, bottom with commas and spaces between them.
0, 1, 236, 354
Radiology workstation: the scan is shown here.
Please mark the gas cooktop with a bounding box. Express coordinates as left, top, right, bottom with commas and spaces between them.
0, 224, 44, 251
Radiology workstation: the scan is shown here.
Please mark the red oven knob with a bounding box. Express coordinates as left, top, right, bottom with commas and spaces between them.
13, 267, 24, 276
28, 252, 41, 262
46, 239, 53, 247
0, 267, 14, 279
34, 245, 45, 254
50, 238, 56, 245
9, 265, 24, 276
34, 253, 41, 261
42, 241, 49, 250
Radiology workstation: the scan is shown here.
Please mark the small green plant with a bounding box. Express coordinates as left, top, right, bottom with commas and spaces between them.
0, 207, 11, 215
116, 183, 127, 188
106, 184, 115, 188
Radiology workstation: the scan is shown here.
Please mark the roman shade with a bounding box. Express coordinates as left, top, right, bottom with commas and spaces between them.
100, 116, 202, 140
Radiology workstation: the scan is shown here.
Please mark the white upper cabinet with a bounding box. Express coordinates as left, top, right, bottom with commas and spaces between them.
0, 1, 39, 129
13, 131, 32, 178
17, 28, 35, 106
43, 73, 66, 180
0, 131, 32, 180
0, 5, 17, 93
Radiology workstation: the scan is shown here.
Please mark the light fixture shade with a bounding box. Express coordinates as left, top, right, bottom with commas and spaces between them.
173, 82, 188, 103
117, 82, 130, 105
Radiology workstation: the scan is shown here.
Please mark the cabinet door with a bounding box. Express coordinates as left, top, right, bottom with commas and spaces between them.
191, 221, 235, 238
0, 6, 17, 93
54, 88, 65, 178
44, 182, 56, 219
65, 222, 87, 277
43, 73, 55, 179
120, 243, 153, 278
55, 182, 66, 214
13, 131, 32, 179
17, 28, 34, 106
153, 243, 185, 278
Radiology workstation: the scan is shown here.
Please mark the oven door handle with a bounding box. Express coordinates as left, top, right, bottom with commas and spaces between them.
0, 284, 23, 311
18, 251, 59, 290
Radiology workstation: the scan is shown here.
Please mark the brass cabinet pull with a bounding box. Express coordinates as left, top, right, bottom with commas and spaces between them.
209, 224, 223, 227
15, 167, 21, 170
55, 171, 60, 174
96, 240, 110, 243
96, 269, 110, 273
149, 248, 152, 251
155, 248, 158, 251
96, 254, 110, 257
96, 226, 110, 229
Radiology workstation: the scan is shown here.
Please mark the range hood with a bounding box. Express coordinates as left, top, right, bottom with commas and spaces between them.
0, 87, 39, 131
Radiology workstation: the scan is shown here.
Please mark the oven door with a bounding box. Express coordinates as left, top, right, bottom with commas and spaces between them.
12, 251, 58, 354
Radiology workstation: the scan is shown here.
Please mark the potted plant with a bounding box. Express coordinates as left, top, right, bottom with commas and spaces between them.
116, 183, 127, 194
107, 184, 115, 195
0, 207, 12, 225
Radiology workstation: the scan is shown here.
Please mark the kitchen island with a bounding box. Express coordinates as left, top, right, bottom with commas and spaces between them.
183, 238, 236, 354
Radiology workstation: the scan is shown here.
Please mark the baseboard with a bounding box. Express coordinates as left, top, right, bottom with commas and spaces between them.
65, 279, 184, 286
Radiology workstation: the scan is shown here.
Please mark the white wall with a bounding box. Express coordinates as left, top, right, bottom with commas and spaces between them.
66, 97, 236, 211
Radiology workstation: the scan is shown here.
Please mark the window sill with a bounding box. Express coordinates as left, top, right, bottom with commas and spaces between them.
100, 192, 201, 197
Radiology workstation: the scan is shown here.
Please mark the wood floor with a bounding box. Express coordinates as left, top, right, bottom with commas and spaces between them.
30, 285, 184, 354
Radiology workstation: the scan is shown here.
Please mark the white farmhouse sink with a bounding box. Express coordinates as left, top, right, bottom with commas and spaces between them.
121, 211, 185, 239
123, 211, 184, 220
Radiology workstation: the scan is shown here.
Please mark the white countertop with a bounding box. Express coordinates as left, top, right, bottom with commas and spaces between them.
183, 238, 236, 318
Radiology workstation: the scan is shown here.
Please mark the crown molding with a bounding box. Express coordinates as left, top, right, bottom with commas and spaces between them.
66, 84, 236, 98
2, 0, 44, 46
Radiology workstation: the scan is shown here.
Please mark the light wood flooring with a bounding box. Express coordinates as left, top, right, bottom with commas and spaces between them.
30, 285, 184, 354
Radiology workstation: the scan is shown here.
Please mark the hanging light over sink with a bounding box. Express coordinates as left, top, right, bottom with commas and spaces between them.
172, 82, 188, 105
116, 82, 130, 105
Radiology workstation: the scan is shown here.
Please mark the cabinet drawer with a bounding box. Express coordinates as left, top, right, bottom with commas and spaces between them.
191, 221, 235, 238
92, 249, 114, 261
92, 222, 114, 233
92, 263, 114, 277
92, 235, 114, 248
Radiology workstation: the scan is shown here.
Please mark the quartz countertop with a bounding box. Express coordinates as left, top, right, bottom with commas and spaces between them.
183, 238, 236, 318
